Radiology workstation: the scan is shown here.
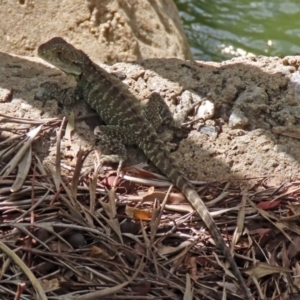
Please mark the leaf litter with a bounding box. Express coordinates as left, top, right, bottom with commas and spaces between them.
1, 113, 300, 299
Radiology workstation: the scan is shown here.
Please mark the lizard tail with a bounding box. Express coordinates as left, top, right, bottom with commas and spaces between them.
140, 138, 252, 299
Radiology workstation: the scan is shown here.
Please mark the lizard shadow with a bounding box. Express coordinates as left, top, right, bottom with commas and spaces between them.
0, 51, 299, 189
137, 56, 300, 185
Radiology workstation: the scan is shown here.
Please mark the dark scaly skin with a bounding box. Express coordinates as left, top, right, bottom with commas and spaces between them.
38, 37, 252, 299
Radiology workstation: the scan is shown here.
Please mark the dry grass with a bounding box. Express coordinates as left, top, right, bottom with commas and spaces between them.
1, 114, 300, 300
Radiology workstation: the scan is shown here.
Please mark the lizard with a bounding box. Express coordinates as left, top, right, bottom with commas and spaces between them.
38, 37, 252, 299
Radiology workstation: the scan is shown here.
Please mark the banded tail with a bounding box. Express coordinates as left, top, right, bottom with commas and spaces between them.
139, 136, 252, 299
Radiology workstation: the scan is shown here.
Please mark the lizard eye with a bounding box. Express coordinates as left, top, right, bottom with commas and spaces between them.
56, 50, 62, 57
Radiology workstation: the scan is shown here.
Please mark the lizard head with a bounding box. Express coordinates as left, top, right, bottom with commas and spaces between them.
38, 37, 86, 76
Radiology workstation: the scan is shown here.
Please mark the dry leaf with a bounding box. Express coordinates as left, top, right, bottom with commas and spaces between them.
287, 236, 300, 259
123, 165, 160, 179
130, 280, 151, 295
184, 255, 198, 281
293, 263, 300, 288
125, 206, 152, 220
65, 111, 75, 143
89, 245, 114, 260
48, 241, 72, 253
249, 228, 272, 236
134, 242, 146, 254
102, 175, 136, 193
257, 200, 280, 210
40, 278, 60, 292
157, 240, 192, 256
143, 190, 186, 204
244, 262, 291, 279
183, 273, 193, 300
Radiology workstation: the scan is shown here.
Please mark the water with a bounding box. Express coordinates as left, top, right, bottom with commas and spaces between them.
175, 0, 300, 61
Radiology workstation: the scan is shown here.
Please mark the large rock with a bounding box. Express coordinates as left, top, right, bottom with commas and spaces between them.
0, 0, 192, 62
1, 51, 300, 184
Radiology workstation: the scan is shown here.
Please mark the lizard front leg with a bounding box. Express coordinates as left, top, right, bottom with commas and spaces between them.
36, 82, 82, 105
93, 125, 137, 171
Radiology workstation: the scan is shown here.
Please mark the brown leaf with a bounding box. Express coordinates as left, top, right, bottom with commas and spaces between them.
183, 255, 198, 281
134, 242, 146, 255
293, 263, 300, 288
122, 165, 159, 179
40, 278, 61, 292
130, 280, 151, 295
48, 241, 72, 253
89, 245, 114, 260
101, 175, 136, 193
65, 111, 75, 143
257, 199, 280, 210
249, 228, 272, 236
143, 190, 186, 204
287, 236, 300, 259
125, 206, 152, 220
244, 262, 291, 279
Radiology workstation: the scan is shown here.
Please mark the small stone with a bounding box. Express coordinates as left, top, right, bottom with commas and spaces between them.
21, 102, 33, 110
196, 100, 214, 120
0, 88, 13, 102
180, 90, 193, 107
66, 231, 86, 249
199, 125, 219, 137
229, 108, 249, 129
190, 91, 203, 104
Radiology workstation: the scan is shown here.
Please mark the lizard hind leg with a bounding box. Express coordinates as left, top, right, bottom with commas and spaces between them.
142, 92, 182, 146
142, 92, 177, 130
144, 92, 205, 132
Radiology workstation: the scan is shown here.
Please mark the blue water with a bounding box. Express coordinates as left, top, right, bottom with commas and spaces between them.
175, 0, 300, 61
